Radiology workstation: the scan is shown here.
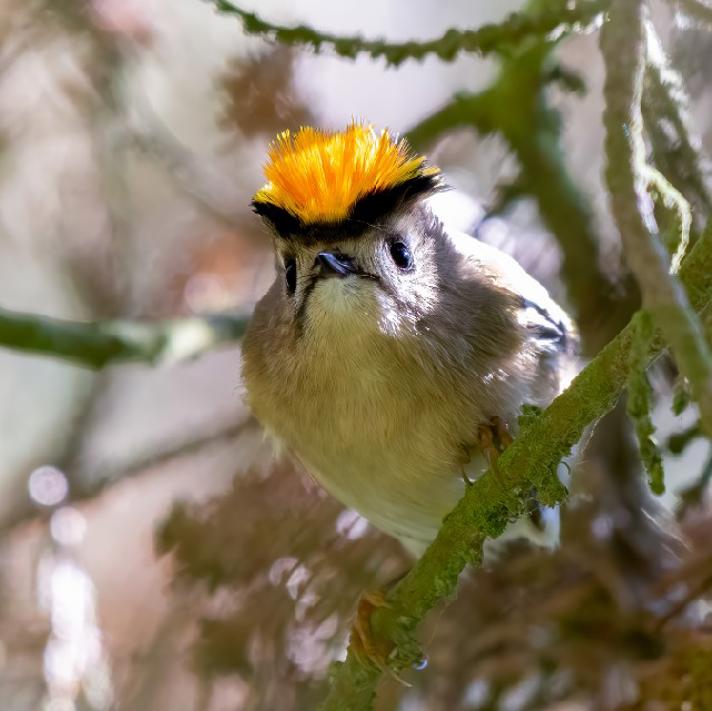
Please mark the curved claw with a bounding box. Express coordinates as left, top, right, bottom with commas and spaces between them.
477, 416, 513, 467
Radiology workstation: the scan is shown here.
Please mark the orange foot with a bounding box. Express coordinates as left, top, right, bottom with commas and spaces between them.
350, 589, 428, 677
350, 590, 393, 669
477, 415, 513, 467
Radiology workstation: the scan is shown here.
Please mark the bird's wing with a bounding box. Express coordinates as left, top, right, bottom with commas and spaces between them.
447, 229, 576, 357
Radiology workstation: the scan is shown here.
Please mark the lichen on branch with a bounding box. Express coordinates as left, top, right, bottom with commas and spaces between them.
627, 311, 665, 494
601, 0, 712, 438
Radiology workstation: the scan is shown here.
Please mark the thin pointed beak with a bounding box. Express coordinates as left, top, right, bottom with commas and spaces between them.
315, 251, 356, 278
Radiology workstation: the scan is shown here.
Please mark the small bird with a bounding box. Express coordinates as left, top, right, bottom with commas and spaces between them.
242, 123, 574, 558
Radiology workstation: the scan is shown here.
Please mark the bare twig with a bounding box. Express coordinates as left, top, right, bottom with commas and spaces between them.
71, 417, 256, 502
0, 418, 256, 536
128, 98, 247, 229
601, 0, 712, 438
0, 307, 249, 369
211, 0, 610, 67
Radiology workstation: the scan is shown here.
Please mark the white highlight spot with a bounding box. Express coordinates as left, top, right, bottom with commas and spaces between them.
28, 466, 68, 507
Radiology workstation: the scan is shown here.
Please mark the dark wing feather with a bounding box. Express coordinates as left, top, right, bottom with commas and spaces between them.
520, 297, 571, 355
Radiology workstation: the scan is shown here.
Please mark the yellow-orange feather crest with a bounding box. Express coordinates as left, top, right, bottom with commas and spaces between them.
253, 123, 439, 225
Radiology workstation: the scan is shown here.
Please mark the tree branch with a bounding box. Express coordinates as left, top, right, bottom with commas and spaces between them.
601, 0, 712, 438
0, 307, 249, 369
319, 222, 712, 710
211, 0, 610, 67
642, 22, 712, 217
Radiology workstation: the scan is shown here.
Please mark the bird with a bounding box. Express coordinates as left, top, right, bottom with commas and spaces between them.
241, 122, 574, 559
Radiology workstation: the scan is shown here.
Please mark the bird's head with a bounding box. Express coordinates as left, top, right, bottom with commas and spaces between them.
251, 122, 448, 340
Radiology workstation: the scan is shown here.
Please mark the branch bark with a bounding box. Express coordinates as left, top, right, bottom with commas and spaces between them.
319, 223, 712, 711
0, 307, 249, 369
212, 0, 610, 67
601, 0, 712, 438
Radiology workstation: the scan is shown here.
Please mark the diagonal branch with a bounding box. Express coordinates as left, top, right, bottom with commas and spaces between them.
642, 23, 712, 217
601, 0, 712, 438
0, 307, 249, 369
319, 224, 712, 710
211, 0, 610, 67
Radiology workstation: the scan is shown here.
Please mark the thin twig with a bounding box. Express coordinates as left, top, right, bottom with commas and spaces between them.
128, 98, 247, 229
601, 0, 712, 438
0, 418, 256, 535
211, 0, 610, 67
72, 417, 257, 501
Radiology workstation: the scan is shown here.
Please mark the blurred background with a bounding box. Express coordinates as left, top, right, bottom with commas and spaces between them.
0, 1, 711, 709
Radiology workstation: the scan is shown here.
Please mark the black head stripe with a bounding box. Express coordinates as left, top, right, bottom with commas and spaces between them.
349, 173, 444, 225
252, 173, 445, 242
251, 201, 303, 236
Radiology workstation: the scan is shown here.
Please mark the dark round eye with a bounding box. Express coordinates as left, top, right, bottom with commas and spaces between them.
389, 241, 413, 270
284, 258, 297, 294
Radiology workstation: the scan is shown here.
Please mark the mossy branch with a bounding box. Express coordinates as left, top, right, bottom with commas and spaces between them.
211, 0, 610, 66
601, 0, 712, 438
319, 223, 712, 711
0, 307, 249, 369
408, 42, 621, 354
627, 311, 665, 494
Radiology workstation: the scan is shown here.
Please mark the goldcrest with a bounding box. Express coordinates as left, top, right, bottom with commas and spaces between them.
242, 123, 573, 556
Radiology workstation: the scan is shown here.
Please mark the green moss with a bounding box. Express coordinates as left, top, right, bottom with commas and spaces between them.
627, 312, 666, 495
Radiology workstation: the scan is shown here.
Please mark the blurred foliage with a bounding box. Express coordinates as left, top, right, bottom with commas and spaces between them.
219, 47, 314, 139
157, 461, 408, 709
156, 458, 712, 710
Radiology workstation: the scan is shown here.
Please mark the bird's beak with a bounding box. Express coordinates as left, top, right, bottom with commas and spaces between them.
315, 251, 357, 278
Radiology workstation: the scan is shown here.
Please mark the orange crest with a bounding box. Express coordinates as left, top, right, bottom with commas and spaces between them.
253, 123, 438, 225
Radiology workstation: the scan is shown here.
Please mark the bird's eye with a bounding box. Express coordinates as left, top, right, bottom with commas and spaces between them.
389, 241, 413, 270
284, 257, 297, 294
